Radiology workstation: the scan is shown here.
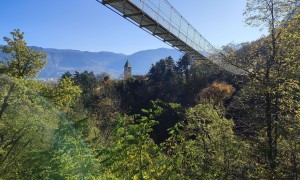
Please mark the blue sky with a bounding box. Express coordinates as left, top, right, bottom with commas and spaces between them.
0, 0, 265, 55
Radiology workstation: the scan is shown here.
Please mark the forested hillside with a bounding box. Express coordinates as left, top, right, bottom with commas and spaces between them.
0, 0, 299, 179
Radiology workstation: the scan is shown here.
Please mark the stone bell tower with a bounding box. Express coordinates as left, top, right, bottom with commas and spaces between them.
124, 60, 131, 79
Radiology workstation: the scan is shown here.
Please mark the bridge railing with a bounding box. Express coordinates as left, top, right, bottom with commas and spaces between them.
130, 0, 216, 56
100, 0, 243, 73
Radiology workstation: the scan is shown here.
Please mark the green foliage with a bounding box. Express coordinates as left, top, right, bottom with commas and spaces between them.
61, 71, 72, 79
0, 10, 299, 179
98, 115, 166, 179
48, 115, 101, 179
0, 76, 59, 179
147, 56, 183, 103
183, 59, 235, 106
221, 3, 300, 178
73, 71, 98, 95
163, 104, 249, 179
49, 77, 82, 111
0, 29, 47, 78
0, 76, 101, 179
91, 81, 120, 145
115, 77, 150, 114
176, 54, 194, 82
143, 100, 185, 144
61, 71, 98, 109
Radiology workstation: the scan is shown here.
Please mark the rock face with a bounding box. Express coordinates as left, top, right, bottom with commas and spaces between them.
0, 46, 183, 78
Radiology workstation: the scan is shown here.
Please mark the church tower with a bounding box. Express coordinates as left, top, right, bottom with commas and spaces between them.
124, 60, 132, 79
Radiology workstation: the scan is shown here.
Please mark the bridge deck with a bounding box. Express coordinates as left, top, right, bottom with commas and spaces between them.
98, 0, 216, 60
96, 0, 250, 73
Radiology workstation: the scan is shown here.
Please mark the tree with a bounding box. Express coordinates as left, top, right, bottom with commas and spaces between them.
91, 82, 120, 144
115, 78, 150, 114
0, 77, 59, 179
143, 100, 185, 144
196, 82, 235, 107
177, 54, 194, 82
0, 29, 46, 78
46, 77, 82, 112
0, 29, 47, 120
218, 1, 299, 176
72, 71, 98, 108
73, 71, 97, 95
98, 115, 163, 179
47, 115, 101, 179
97, 72, 111, 85
182, 59, 235, 106
274, 11, 300, 178
163, 104, 249, 179
147, 56, 182, 103
61, 71, 72, 79
244, 1, 299, 173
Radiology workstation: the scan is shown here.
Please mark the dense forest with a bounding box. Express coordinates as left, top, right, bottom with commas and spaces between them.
0, 1, 299, 179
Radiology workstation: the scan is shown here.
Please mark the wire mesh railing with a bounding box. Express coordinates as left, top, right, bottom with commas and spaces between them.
130, 0, 216, 56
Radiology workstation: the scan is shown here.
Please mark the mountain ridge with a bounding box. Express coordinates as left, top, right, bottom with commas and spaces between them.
0, 46, 183, 78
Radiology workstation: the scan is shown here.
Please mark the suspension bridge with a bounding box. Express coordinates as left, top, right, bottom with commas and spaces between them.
97, 0, 236, 71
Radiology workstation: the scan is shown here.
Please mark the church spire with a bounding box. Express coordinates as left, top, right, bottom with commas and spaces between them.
124, 60, 131, 67
124, 60, 132, 79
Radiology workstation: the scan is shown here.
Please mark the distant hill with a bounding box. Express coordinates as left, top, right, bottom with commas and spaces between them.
0, 47, 183, 78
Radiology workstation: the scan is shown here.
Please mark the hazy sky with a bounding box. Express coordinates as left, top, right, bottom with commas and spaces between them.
0, 0, 265, 55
